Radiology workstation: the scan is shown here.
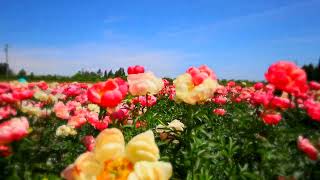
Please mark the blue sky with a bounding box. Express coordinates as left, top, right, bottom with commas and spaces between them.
0, 0, 319, 80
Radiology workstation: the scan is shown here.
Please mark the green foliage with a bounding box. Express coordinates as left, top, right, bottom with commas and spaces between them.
2, 97, 320, 179
1, 93, 320, 179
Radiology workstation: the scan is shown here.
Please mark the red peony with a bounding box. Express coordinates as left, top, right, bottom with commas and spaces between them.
265, 61, 308, 96
87, 78, 128, 108
309, 81, 320, 90
0, 117, 29, 145
0, 145, 11, 157
127, 65, 145, 74
213, 108, 226, 116
212, 96, 227, 105
297, 136, 318, 160
187, 65, 217, 86
254, 82, 264, 90
270, 96, 291, 109
82, 135, 95, 152
304, 99, 320, 121
87, 113, 110, 131
261, 112, 282, 125
12, 88, 34, 100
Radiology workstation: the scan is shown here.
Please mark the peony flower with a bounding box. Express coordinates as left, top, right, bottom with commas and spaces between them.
63, 84, 82, 97
127, 72, 164, 96
12, 88, 34, 100
297, 136, 318, 160
227, 81, 236, 87
261, 112, 282, 125
0, 82, 11, 94
127, 65, 145, 75
174, 65, 219, 104
20, 103, 49, 118
213, 108, 226, 116
87, 78, 128, 108
265, 61, 308, 96
0, 105, 17, 120
186, 65, 217, 86
87, 112, 110, 131
82, 135, 95, 152
68, 115, 87, 128
167, 119, 185, 132
270, 96, 291, 109
0, 145, 11, 157
251, 91, 272, 107
56, 125, 77, 137
54, 102, 71, 120
88, 104, 100, 114
304, 99, 320, 122
0, 93, 18, 103
0, 117, 29, 145
110, 106, 129, 121
212, 96, 227, 105
254, 82, 264, 90
61, 128, 172, 180
309, 81, 320, 90
133, 95, 157, 107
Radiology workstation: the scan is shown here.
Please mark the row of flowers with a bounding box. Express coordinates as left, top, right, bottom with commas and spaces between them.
1, 61, 320, 179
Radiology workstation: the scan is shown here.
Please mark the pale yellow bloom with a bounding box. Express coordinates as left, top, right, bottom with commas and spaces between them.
34, 90, 58, 103
61, 128, 172, 180
128, 72, 164, 96
56, 125, 77, 137
20, 102, 51, 117
88, 104, 100, 113
168, 119, 185, 132
174, 73, 219, 104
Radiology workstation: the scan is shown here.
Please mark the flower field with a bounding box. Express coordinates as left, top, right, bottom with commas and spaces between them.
1, 61, 320, 179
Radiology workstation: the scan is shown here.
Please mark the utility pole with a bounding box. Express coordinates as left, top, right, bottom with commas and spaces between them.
4, 44, 9, 77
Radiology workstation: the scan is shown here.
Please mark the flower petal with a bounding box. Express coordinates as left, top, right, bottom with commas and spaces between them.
126, 130, 159, 163
127, 161, 172, 180
94, 128, 125, 163
61, 152, 101, 180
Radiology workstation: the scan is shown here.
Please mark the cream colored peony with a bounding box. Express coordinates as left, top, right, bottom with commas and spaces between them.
168, 120, 185, 132
61, 128, 172, 180
56, 125, 77, 137
174, 73, 219, 105
127, 72, 164, 96
88, 104, 100, 113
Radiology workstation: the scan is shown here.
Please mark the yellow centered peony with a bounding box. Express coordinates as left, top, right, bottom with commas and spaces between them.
174, 73, 219, 105
61, 128, 172, 180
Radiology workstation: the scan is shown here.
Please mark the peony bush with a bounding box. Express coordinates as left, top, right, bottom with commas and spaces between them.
1, 61, 320, 179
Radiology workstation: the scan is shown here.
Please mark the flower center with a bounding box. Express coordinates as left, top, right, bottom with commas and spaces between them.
97, 158, 133, 180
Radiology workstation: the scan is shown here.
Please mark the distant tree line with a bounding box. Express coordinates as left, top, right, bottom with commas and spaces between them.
0, 63, 126, 82
302, 58, 320, 81
1, 58, 319, 82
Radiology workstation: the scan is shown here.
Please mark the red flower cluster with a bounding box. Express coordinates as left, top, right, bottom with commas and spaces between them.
187, 65, 217, 85
304, 100, 320, 121
261, 112, 282, 125
87, 78, 128, 108
0, 117, 29, 145
213, 108, 226, 116
132, 95, 157, 107
265, 61, 308, 96
82, 135, 95, 152
297, 136, 318, 160
127, 65, 145, 74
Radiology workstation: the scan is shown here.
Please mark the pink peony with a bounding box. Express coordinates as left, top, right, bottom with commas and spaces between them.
0, 117, 29, 145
